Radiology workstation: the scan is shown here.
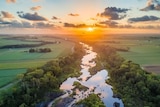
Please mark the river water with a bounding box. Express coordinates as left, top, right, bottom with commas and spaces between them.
59, 42, 124, 107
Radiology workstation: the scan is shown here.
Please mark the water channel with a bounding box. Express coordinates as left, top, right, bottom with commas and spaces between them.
53, 42, 124, 107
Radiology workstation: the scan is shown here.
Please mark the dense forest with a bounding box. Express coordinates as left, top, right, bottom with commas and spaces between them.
93, 44, 160, 107
74, 94, 105, 107
0, 43, 85, 107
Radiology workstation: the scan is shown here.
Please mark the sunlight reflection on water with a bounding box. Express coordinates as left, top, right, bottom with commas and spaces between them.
60, 42, 124, 107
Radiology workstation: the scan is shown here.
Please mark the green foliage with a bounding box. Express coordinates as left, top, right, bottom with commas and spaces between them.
93, 44, 125, 70
73, 81, 88, 91
29, 48, 51, 53
112, 61, 160, 107
76, 94, 105, 107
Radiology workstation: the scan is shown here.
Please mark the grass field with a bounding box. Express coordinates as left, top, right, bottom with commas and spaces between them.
0, 69, 26, 88
0, 35, 75, 88
0, 36, 41, 47
101, 34, 160, 74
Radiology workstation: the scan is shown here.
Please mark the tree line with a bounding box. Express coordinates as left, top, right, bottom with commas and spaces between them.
29, 48, 51, 53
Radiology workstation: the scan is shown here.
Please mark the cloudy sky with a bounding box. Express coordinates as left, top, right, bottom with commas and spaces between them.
0, 0, 160, 34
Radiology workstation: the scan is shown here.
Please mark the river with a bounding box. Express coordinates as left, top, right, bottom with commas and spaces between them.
49, 42, 124, 107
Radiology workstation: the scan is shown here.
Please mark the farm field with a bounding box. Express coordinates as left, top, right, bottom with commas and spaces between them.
0, 69, 26, 88
0, 35, 75, 88
101, 34, 160, 74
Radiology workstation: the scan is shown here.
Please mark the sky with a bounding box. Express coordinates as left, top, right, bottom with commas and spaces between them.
0, 0, 160, 34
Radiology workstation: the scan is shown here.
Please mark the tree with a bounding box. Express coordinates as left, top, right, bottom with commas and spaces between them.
29, 48, 35, 53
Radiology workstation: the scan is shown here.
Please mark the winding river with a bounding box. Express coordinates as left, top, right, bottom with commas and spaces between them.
50, 42, 124, 107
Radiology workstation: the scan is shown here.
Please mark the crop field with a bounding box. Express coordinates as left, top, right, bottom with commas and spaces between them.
0, 35, 75, 88
0, 36, 41, 46
101, 34, 160, 74
0, 69, 26, 88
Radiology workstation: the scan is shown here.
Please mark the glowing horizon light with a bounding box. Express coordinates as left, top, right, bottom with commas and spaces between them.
87, 27, 94, 32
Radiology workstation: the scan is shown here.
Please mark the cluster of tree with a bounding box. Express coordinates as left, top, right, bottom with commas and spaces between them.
114, 47, 130, 52
73, 81, 88, 91
29, 48, 51, 53
103, 40, 120, 44
93, 44, 160, 107
0, 43, 85, 107
75, 94, 105, 107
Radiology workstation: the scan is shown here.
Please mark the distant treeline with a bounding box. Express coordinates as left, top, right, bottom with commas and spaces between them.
0, 43, 85, 107
3, 36, 38, 41
103, 40, 120, 44
29, 48, 52, 53
0, 41, 60, 49
114, 47, 130, 52
93, 44, 160, 107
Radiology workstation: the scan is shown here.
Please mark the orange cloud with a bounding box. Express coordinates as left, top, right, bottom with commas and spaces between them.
1, 11, 14, 18
6, 0, 16, 3
52, 16, 60, 20
30, 6, 42, 11
68, 13, 79, 16
6, 0, 41, 3
32, 0, 40, 2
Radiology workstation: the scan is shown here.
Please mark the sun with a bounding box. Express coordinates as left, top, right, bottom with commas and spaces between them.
87, 27, 94, 32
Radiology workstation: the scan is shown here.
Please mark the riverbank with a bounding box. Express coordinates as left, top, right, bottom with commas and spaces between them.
53, 43, 123, 107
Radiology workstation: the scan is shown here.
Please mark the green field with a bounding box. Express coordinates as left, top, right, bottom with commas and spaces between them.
0, 35, 75, 87
101, 34, 160, 74
100, 34, 160, 65
0, 69, 26, 88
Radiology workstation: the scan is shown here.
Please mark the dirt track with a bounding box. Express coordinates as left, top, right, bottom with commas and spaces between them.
143, 65, 160, 74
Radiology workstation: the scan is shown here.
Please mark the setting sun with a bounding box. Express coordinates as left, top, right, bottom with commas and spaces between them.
87, 27, 94, 32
